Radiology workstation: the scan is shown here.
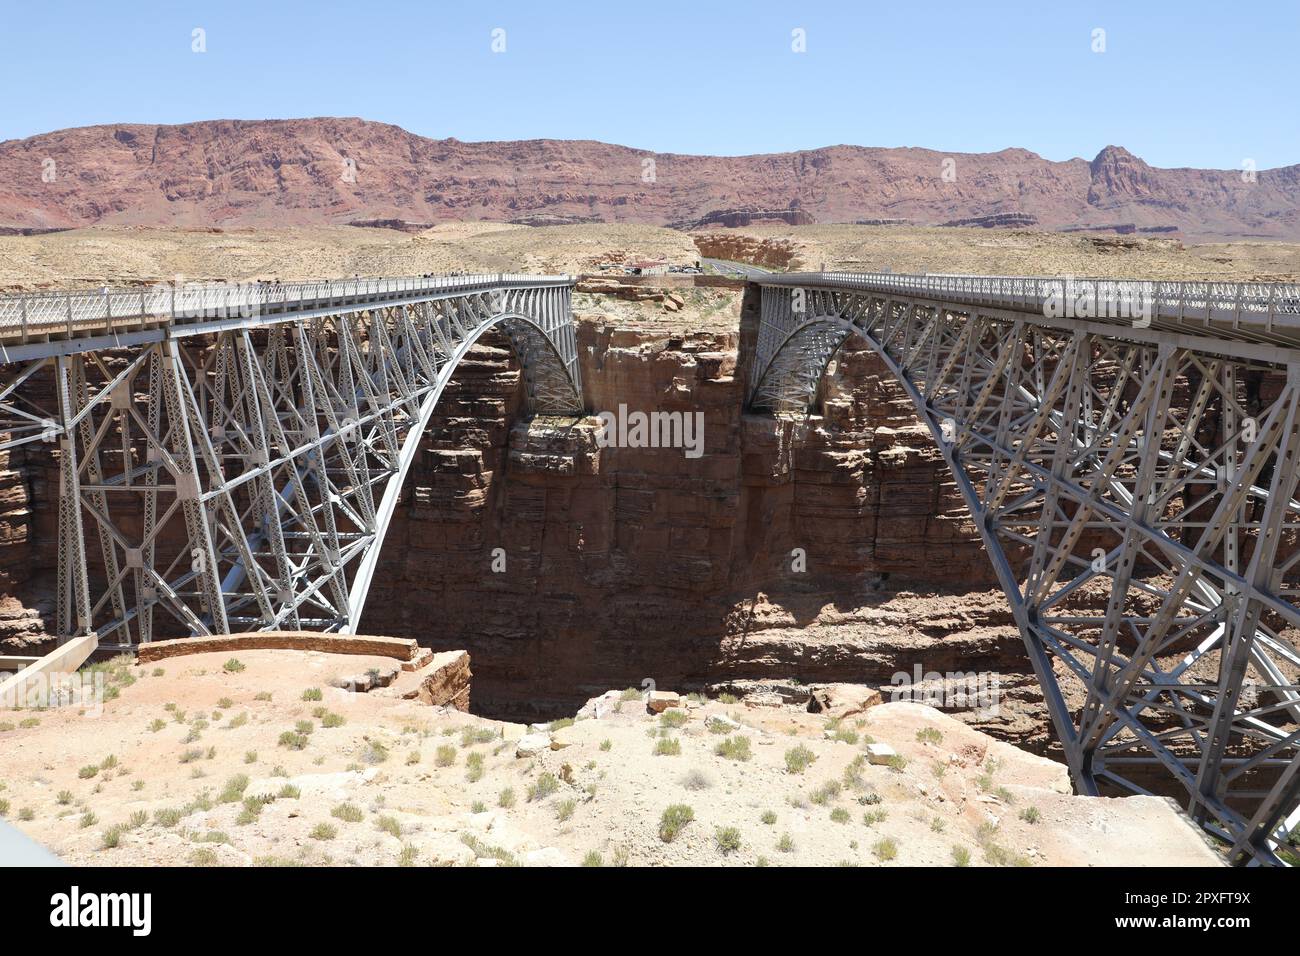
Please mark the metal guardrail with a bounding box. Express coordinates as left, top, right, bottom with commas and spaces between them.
753, 271, 1300, 333
0, 273, 574, 344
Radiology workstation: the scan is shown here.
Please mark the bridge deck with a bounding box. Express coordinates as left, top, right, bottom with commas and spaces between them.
753, 272, 1300, 354
0, 273, 573, 360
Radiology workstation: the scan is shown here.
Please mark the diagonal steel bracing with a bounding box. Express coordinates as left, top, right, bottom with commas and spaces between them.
748, 272, 1300, 865
0, 275, 582, 646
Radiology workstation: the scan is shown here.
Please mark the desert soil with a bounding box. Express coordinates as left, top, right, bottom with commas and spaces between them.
3, 223, 1298, 298
0, 649, 1221, 867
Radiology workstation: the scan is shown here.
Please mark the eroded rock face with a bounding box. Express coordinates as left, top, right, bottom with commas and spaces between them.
1, 119, 1298, 241
0, 303, 1042, 750
692, 233, 804, 269
361, 313, 1040, 749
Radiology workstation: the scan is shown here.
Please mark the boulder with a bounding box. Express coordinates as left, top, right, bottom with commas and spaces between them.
865, 742, 899, 766
646, 691, 680, 714
515, 733, 551, 758
807, 683, 883, 719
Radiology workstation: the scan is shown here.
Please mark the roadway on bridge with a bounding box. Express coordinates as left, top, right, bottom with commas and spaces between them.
701, 257, 769, 279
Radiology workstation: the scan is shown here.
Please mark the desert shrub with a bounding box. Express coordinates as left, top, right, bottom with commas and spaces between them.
714, 736, 752, 761
761, 810, 777, 825
498, 787, 516, 809
331, 803, 364, 823
659, 804, 694, 842
222, 658, 245, 673
811, 780, 843, 805
361, 740, 389, 764
659, 710, 689, 729
278, 731, 308, 750
555, 798, 577, 822
218, 774, 250, 803
435, 744, 456, 767
714, 826, 742, 854
465, 752, 485, 782
527, 773, 560, 802
153, 808, 182, 827
460, 726, 497, 747
873, 837, 899, 861
784, 745, 816, 774
681, 769, 712, 791
653, 737, 681, 756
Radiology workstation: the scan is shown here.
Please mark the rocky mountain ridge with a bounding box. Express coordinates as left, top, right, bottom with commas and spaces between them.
2, 119, 1297, 241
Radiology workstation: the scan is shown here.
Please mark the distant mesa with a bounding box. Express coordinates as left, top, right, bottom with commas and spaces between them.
0, 118, 1297, 242
667, 208, 818, 231
939, 213, 1038, 229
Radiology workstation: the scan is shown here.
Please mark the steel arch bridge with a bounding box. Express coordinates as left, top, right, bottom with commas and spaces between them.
0, 274, 582, 645
747, 271, 1300, 865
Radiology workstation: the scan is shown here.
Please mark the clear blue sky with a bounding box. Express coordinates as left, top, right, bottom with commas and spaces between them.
1, 0, 1295, 169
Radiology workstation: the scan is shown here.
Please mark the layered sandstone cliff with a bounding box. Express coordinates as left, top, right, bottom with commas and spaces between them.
2, 119, 1299, 241
0, 296, 1043, 748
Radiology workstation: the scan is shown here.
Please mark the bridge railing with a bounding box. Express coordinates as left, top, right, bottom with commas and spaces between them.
0, 273, 573, 344
755, 271, 1300, 332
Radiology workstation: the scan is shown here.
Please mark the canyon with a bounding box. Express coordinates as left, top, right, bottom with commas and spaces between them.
0, 282, 1046, 755
3, 118, 1300, 242
5, 219, 1299, 765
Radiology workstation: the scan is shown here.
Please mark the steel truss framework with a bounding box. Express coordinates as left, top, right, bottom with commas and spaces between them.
749, 274, 1300, 865
0, 276, 582, 645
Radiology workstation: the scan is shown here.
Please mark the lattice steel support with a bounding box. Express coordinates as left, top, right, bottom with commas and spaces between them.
11, 280, 581, 649
749, 281, 1300, 865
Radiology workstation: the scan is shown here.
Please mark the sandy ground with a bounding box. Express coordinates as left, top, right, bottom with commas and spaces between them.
4, 222, 1298, 296
0, 649, 1222, 867
717, 224, 1300, 281
0, 223, 700, 291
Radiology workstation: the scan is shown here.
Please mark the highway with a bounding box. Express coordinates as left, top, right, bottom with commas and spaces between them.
701, 257, 770, 278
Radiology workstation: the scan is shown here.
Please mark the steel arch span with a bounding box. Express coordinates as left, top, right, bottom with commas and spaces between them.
0, 275, 583, 646
746, 273, 1300, 865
